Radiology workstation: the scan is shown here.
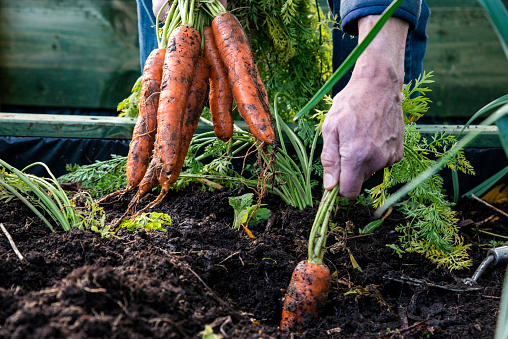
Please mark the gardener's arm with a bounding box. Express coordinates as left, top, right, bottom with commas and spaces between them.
321, 15, 409, 199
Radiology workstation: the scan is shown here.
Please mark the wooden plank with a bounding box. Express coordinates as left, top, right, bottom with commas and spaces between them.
0, 0, 140, 109
0, 113, 502, 148
423, 6, 508, 119
0, 113, 136, 139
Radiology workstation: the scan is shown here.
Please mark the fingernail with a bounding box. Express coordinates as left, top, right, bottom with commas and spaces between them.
323, 173, 334, 189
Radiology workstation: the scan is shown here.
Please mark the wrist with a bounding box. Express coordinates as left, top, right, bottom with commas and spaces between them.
352, 16, 408, 85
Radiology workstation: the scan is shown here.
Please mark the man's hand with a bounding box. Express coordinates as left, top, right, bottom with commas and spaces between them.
153, 0, 228, 21
321, 16, 409, 199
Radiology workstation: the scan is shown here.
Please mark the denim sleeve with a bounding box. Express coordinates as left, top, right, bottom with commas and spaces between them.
340, 0, 422, 35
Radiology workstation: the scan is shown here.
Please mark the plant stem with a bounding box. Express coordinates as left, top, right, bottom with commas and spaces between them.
0, 178, 55, 232
308, 185, 339, 265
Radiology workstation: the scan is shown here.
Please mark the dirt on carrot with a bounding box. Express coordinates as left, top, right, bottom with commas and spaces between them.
211, 12, 275, 145
203, 25, 234, 142
126, 48, 165, 188
280, 260, 332, 332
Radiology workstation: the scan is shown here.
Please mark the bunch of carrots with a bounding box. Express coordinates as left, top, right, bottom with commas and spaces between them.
122, 0, 275, 216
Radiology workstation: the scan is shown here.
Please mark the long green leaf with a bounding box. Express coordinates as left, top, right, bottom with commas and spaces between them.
0, 160, 70, 230
463, 165, 508, 198
478, 0, 508, 59
0, 178, 55, 232
293, 0, 404, 121
461, 94, 508, 133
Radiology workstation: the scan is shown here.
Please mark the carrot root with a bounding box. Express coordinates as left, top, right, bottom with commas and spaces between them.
211, 12, 275, 145
280, 260, 331, 332
126, 48, 165, 187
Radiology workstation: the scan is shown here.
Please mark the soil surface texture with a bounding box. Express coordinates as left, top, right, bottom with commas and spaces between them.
0, 184, 507, 338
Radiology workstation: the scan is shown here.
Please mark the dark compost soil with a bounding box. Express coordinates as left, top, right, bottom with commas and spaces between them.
0, 184, 506, 338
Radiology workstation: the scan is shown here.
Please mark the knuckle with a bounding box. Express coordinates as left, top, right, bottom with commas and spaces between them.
320, 151, 338, 168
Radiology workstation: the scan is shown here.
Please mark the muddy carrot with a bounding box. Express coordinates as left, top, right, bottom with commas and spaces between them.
280, 260, 331, 331
207, 3, 274, 145
126, 48, 165, 188
124, 0, 176, 188
169, 56, 209, 184
203, 25, 234, 142
156, 24, 201, 188
280, 186, 339, 331
132, 56, 209, 217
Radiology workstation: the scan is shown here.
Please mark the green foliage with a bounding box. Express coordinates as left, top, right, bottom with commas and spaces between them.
117, 75, 142, 118
229, 0, 334, 119
481, 240, 505, 248
228, 193, 270, 230
366, 72, 475, 270
359, 219, 384, 235
386, 244, 404, 258
118, 212, 171, 232
0, 161, 108, 234
58, 155, 127, 198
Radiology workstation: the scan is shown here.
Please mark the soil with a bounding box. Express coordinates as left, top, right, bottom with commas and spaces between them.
0, 184, 507, 338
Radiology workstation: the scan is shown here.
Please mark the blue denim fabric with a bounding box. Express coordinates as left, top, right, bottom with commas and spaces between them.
329, 0, 430, 95
340, 0, 422, 35
136, 0, 158, 72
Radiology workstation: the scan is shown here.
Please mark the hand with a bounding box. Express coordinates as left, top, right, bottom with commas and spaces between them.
321, 16, 409, 199
153, 0, 228, 21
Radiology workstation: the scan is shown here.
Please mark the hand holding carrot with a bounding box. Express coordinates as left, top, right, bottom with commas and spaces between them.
321, 16, 408, 198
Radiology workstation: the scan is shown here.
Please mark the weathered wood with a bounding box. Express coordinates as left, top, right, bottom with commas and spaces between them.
0, 113, 501, 148
424, 3, 508, 119
0, 113, 136, 139
0, 0, 140, 109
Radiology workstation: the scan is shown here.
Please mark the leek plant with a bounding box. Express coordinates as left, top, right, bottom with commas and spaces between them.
0, 160, 106, 233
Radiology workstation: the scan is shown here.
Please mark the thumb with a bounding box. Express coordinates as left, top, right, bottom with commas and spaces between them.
321, 128, 340, 191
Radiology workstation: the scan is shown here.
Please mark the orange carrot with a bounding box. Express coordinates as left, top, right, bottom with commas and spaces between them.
156, 25, 201, 189
137, 147, 162, 198
132, 54, 209, 217
168, 56, 210, 184
211, 12, 275, 145
203, 26, 233, 142
280, 260, 331, 331
126, 48, 165, 188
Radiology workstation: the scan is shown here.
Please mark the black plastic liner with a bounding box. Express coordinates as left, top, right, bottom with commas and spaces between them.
0, 136, 129, 178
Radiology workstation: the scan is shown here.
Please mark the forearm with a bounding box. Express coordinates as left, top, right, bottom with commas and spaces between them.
352, 16, 409, 89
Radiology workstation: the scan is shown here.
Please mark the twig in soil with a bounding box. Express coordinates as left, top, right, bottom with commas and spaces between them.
384, 274, 483, 292
0, 223, 25, 261
471, 194, 508, 219
477, 229, 508, 240
477, 214, 497, 226
378, 318, 432, 339
219, 316, 233, 337
219, 251, 240, 264
482, 294, 501, 299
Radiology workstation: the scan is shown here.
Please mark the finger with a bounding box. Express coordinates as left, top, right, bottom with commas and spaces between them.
321, 124, 341, 191
338, 158, 366, 199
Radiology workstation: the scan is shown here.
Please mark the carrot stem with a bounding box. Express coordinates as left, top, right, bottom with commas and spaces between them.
308, 185, 339, 265
159, 2, 182, 48
156, 0, 172, 48
204, 0, 226, 17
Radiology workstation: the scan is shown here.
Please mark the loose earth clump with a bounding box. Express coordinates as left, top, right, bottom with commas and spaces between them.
0, 184, 505, 338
